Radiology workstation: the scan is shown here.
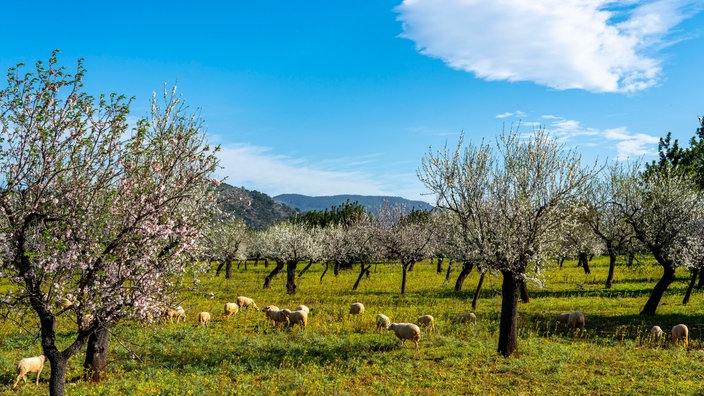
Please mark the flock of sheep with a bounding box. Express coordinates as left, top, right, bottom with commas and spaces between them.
10, 303, 692, 389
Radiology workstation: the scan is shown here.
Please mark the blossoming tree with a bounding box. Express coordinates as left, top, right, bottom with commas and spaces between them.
0, 53, 219, 395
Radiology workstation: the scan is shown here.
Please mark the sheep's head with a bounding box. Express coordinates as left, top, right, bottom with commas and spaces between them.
261, 305, 275, 313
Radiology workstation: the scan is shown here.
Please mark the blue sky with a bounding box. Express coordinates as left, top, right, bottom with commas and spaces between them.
1, 1, 703, 203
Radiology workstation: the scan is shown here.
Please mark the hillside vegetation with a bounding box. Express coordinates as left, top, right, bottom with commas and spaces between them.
3, 256, 704, 395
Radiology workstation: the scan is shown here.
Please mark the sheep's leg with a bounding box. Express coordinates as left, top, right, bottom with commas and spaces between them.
13, 372, 24, 388
36, 366, 42, 385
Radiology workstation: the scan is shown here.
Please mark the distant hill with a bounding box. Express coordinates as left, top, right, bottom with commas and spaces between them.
273, 194, 434, 214
215, 183, 295, 230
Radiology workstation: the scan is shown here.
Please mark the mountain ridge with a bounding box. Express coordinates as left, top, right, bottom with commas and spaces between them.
273, 193, 433, 213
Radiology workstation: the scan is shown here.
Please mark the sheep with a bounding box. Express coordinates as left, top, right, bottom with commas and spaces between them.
349, 302, 365, 315
13, 355, 45, 389
416, 315, 436, 333
283, 309, 308, 328
388, 323, 421, 350
672, 324, 689, 348
198, 311, 211, 326
376, 314, 391, 331
236, 296, 259, 310
261, 305, 289, 327
454, 312, 477, 325
224, 302, 239, 319
651, 325, 664, 344
294, 305, 310, 314
556, 311, 585, 330
165, 306, 186, 323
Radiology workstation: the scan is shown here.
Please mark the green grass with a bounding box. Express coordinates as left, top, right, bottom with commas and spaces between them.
3, 257, 704, 395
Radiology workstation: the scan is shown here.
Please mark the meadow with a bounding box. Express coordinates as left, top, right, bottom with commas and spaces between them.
2, 257, 704, 395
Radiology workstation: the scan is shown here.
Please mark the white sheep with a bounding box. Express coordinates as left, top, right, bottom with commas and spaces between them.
198, 311, 211, 326
454, 312, 477, 325
349, 302, 365, 315
236, 296, 259, 310
294, 305, 310, 314
651, 325, 664, 343
261, 305, 289, 327
672, 324, 689, 348
376, 314, 391, 331
388, 323, 421, 350
416, 315, 436, 333
13, 355, 45, 389
165, 306, 186, 323
556, 311, 585, 330
283, 309, 308, 328
224, 302, 239, 319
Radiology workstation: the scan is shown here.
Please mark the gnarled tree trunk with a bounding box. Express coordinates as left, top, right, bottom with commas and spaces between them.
454, 261, 474, 291
471, 271, 486, 310
605, 246, 617, 289
263, 260, 284, 288
683, 268, 698, 305
640, 263, 676, 315
577, 252, 591, 274
353, 263, 372, 290
84, 326, 109, 382
497, 270, 520, 357
286, 260, 298, 294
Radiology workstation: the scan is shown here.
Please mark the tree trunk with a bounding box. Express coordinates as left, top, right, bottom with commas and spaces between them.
605, 247, 617, 289
353, 263, 372, 290
84, 326, 109, 382
263, 260, 284, 288
444, 260, 453, 283
298, 259, 314, 278
408, 261, 416, 271
334, 261, 341, 276
215, 260, 225, 277
683, 268, 698, 305
472, 271, 486, 310
454, 261, 474, 291
225, 260, 232, 279
497, 270, 520, 357
627, 250, 634, 267
47, 350, 68, 396
578, 252, 591, 274
558, 256, 565, 269
698, 267, 704, 289
640, 264, 676, 315
286, 260, 298, 294
320, 262, 330, 283
401, 262, 411, 294
436, 257, 444, 273
519, 278, 529, 303
264, 258, 269, 268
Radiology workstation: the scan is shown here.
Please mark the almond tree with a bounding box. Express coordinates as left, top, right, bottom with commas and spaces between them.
0, 53, 219, 395
260, 222, 321, 293
204, 218, 250, 278
419, 129, 593, 357
612, 162, 704, 315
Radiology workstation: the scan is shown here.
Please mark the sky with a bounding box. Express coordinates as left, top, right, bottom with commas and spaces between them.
1, 0, 703, 203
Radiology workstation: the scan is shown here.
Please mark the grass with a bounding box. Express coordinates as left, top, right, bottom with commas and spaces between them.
3, 257, 704, 395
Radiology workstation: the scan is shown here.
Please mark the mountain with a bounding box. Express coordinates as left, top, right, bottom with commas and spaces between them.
215, 183, 295, 230
273, 194, 434, 214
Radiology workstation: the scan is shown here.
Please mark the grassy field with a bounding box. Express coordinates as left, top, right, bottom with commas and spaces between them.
2, 257, 704, 395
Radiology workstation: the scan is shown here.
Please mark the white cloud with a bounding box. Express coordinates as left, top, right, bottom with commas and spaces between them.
216, 144, 412, 198
396, 0, 701, 93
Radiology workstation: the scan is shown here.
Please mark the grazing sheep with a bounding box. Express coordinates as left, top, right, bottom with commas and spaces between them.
165, 306, 186, 323
376, 314, 391, 331
283, 309, 308, 328
261, 305, 289, 327
454, 312, 477, 325
236, 296, 259, 310
294, 305, 310, 314
416, 315, 436, 333
388, 323, 421, 350
672, 324, 689, 347
224, 302, 239, 319
13, 355, 45, 389
651, 325, 664, 343
556, 311, 585, 330
198, 311, 211, 326
349, 302, 365, 315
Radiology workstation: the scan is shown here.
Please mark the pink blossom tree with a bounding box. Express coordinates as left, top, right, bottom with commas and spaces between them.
0, 52, 219, 395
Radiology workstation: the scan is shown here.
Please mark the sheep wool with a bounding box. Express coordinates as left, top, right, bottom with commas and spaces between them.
165, 306, 186, 323
388, 323, 421, 350
198, 311, 211, 326
294, 305, 310, 314
556, 311, 585, 330
416, 315, 436, 333
672, 324, 689, 348
284, 309, 308, 328
455, 312, 477, 325
349, 302, 365, 315
224, 302, 239, 318
13, 355, 45, 389
236, 296, 259, 310
651, 325, 664, 343
376, 314, 391, 331
261, 305, 289, 327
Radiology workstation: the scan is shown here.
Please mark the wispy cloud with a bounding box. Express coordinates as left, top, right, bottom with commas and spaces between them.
396, 0, 702, 93
216, 144, 399, 197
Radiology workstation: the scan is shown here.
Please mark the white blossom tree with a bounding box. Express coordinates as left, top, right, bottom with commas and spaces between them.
419, 129, 593, 357
259, 222, 321, 293
203, 218, 250, 278
612, 162, 704, 315
0, 53, 219, 395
